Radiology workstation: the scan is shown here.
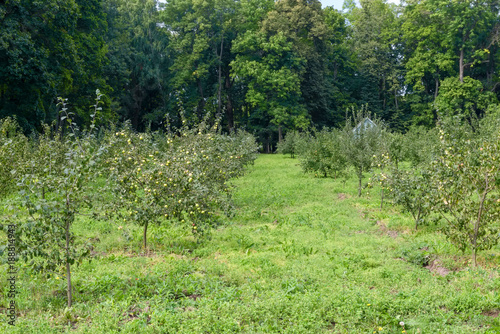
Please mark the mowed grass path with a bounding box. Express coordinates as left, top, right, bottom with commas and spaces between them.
1, 154, 499, 333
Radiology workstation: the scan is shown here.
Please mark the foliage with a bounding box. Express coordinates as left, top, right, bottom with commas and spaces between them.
1, 155, 500, 332
3, 0, 500, 147
8, 92, 104, 308
383, 166, 433, 230
104, 116, 258, 248
384, 131, 405, 169
0, 0, 111, 132
231, 31, 309, 132
261, 0, 332, 127
0, 98, 257, 309
346, 0, 403, 125
402, 125, 438, 167
0, 117, 29, 197
430, 115, 500, 266
103, 0, 170, 130
402, 0, 500, 125
343, 106, 385, 196
295, 129, 348, 179
277, 130, 305, 158
434, 76, 498, 119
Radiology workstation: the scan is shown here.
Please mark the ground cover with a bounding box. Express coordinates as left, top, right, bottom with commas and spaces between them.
1, 154, 499, 333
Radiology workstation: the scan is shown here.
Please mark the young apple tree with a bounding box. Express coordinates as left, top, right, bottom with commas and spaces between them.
343, 106, 385, 197
430, 116, 500, 266
13, 92, 104, 308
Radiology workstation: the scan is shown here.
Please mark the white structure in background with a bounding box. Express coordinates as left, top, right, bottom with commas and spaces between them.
353, 118, 377, 135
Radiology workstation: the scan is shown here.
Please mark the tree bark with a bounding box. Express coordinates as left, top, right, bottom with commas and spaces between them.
459, 48, 464, 83
473, 189, 487, 267
380, 189, 384, 209
217, 38, 224, 117
143, 221, 148, 250
487, 51, 493, 85
381, 76, 386, 110
415, 207, 421, 231
394, 89, 398, 110
65, 193, 72, 308
225, 71, 234, 131
358, 171, 362, 197
66, 260, 72, 308
197, 79, 205, 116
434, 77, 439, 101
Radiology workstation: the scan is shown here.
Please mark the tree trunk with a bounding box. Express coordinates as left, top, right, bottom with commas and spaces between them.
472, 191, 487, 267
65, 193, 72, 308
487, 51, 493, 85
434, 77, 439, 101
143, 221, 148, 250
217, 38, 224, 117
415, 207, 421, 231
380, 189, 384, 209
358, 172, 362, 197
225, 71, 234, 131
382, 76, 386, 110
459, 48, 464, 83
278, 126, 283, 143
197, 79, 205, 116
394, 89, 398, 110
66, 261, 72, 308
132, 84, 142, 130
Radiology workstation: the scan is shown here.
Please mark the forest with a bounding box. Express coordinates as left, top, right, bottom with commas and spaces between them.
2, 0, 500, 149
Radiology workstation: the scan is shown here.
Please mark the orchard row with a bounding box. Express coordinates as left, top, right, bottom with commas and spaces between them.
0, 95, 258, 307
278, 108, 500, 267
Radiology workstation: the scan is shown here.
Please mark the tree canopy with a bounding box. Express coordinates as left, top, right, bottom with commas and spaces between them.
1, 0, 500, 146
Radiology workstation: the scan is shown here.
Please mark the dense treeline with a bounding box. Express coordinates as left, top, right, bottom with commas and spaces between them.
1, 0, 500, 148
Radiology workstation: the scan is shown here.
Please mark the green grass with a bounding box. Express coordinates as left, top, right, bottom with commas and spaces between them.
1, 154, 499, 333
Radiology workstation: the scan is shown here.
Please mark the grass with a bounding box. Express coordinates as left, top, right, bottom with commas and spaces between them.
1, 154, 499, 333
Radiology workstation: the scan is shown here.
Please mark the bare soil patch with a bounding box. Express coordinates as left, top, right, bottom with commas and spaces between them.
425, 259, 451, 277
337, 193, 349, 200
481, 309, 499, 318
376, 220, 399, 239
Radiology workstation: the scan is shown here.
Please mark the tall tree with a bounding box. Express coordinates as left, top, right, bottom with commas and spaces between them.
161, 0, 248, 130
323, 6, 357, 126
0, 0, 111, 132
262, 0, 332, 128
403, 0, 500, 123
231, 31, 309, 143
347, 0, 403, 126
104, 0, 172, 130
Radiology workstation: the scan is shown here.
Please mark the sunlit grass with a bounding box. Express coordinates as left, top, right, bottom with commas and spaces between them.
1, 154, 499, 333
